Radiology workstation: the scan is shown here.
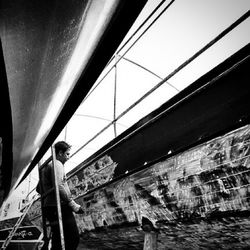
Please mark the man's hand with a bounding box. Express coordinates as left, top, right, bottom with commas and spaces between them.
75, 207, 84, 214
68, 200, 83, 213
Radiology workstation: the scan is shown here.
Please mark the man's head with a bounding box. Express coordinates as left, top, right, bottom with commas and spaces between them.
54, 141, 71, 164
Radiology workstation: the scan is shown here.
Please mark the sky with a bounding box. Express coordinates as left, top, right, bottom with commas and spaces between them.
3, 0, 250, 212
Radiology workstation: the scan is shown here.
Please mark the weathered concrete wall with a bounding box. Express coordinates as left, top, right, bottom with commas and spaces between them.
65, 124, 250, 232
24, 124, 250, 249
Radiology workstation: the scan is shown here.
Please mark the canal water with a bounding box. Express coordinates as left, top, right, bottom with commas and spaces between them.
77, 217, 250, 249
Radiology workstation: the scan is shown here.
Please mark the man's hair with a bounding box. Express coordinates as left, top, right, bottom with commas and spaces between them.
54, 141, 71, 155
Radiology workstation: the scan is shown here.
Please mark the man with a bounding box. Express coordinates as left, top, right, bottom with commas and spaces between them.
37, 141, 83, 250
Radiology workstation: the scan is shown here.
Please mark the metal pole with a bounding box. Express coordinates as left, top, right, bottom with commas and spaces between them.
38, 161, 49, 250
143, 232, 158, 250
142, 223, 158, 250
51, 145, 65, 250
64, 125, 67, 141
113, 54, 118, 137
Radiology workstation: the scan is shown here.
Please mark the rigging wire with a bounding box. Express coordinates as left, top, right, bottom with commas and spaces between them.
119, 55, 163, 80
118, 55, 180, 92
73, 114, 128, 128
83, 0, 175, 102
69, 10, 250, 160
113, 54, 118, 137
107, 0, 169, 66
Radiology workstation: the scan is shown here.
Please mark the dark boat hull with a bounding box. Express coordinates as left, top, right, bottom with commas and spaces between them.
0, 0, 147, 204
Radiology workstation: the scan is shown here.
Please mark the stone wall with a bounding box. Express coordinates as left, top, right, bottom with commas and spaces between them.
69, 124, 250, 232
25, 124, 250, 249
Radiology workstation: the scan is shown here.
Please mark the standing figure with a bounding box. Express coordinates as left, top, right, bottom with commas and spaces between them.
37, 141, 83, 250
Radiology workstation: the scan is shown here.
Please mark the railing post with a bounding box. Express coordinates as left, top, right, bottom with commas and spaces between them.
51, 145, 65, 250
143, 231, 158, 250
142, 222, 158, 250
38, 161, 49, 250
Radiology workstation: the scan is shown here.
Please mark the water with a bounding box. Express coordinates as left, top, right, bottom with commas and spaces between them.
77, 217, 250, 249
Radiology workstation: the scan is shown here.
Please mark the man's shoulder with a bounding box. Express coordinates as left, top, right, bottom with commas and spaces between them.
47, 160, 64, 171
42, 162, 52, 175
46, 162, 53, 169
47, 159, 62, 166
55, 159, 63, 167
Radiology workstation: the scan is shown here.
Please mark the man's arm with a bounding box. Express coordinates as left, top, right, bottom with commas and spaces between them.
54, 160, 82, 213
54, 160, 72, 203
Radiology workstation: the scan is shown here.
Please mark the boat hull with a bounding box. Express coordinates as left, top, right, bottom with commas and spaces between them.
0, 0, 147, 204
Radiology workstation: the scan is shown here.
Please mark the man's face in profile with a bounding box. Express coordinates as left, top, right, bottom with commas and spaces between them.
58, 149, 70, 164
